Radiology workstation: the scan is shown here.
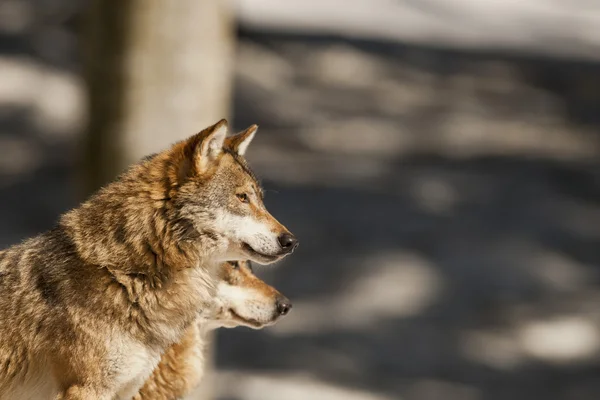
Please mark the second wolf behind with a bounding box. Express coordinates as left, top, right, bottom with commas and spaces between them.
135, 260, 292, 400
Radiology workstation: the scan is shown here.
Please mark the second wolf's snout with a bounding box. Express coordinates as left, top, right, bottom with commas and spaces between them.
277, 232, 298, 253
275, 294, 292, 316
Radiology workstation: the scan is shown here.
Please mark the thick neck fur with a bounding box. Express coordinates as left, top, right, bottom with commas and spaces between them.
61, 141, 219, 273
57, 143, 222, 346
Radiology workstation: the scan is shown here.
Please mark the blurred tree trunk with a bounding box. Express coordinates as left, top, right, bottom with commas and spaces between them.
83, 0, 235, 399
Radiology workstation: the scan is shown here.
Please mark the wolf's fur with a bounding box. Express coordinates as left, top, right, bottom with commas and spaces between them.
135, 260, 290, 400
0, 120, 297, 399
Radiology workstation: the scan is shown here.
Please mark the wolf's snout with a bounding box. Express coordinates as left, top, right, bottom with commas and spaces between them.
276, 295, 292, 316
277, 233, 298, 253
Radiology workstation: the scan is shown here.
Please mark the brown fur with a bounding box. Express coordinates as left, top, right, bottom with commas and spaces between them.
0, 120, 296, 399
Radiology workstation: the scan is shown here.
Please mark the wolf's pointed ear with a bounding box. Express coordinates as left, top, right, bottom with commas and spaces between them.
226, 125, 257, 156
195, 119, 228, 172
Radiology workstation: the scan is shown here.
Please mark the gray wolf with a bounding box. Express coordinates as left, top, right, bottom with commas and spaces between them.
0, 120, 297, 399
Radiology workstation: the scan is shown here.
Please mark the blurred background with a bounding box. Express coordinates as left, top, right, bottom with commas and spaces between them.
1, 0, 600, 399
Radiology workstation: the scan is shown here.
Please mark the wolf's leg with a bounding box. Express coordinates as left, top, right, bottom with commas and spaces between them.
136, 324, 204, 400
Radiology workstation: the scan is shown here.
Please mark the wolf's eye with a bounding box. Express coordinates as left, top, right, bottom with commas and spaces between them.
228, 261, 239, 269
236, 193, 249, 203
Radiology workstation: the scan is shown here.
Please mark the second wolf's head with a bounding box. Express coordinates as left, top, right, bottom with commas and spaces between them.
206, 260, 291, 329
134, 260, 290, 400
162, 120, 298, 265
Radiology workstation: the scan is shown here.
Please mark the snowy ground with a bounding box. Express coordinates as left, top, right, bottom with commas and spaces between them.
234, 0, 600, 61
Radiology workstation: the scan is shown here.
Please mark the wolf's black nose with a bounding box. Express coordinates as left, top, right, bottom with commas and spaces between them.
278, 233, 298, 251
276, 296, 292, 316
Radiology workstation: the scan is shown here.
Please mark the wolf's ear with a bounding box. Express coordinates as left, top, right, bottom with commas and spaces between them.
226, 125, 257, 156
194, 119, 228, 172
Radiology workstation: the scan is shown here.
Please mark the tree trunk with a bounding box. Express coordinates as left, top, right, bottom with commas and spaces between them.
83, 0, 235, 190
83, 1, 235, 398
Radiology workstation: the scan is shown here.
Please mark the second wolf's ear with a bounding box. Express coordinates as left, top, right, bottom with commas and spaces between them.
194, 119, 228, 173
226, 125, 258, 156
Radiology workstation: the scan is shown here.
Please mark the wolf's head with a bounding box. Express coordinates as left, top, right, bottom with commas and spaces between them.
169, 119, 298, 265
208, 260, 291, 329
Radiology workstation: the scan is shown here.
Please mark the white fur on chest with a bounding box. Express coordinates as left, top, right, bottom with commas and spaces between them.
112, 334, 162, 400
